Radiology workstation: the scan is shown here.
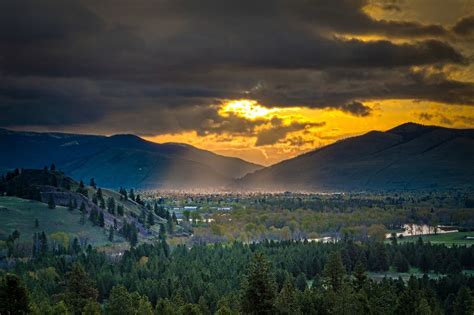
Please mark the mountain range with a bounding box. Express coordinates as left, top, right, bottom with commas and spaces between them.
0, 128, 262, 189
1, 122, 473, 191
238, 123, 474, 191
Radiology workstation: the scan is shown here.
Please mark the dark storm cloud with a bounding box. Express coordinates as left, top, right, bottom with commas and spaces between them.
0, 77, 106, 127
0, 0, 104, 43
419, 112, 434, 121
0, 0, 473, 135
255, 120, 325, 146
337, 101, 373, 117
453, 16, 474, 36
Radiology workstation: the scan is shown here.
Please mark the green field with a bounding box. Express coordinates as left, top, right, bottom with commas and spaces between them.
0, 196, 118, 246
396, 231, 474, 247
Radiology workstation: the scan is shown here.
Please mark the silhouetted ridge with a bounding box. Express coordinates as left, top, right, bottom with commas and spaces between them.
387, 122, 438, 141
0, 129, 263, 189
238, 123, 474, 191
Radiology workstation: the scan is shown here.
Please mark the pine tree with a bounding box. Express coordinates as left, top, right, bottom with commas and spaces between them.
89, 178, 96, 189
48, 194, 56, 209
354, 261, 367, 290
454, 287, 474, 315
89, 208, 98, 225
51, 175, 58, 187
140, 208, 146, 224
97, 188, 103, 200
240, 253, 276, 314
130, 225, 138, 247
128, 189, 135, 201
72, 238, 81, 254
108, 226, 114, 242
353, 261, 367, 290
98, 212, 105, 227
172, 211, 178, 224
64, 263, 98, 314
136, 295, 153, 315
76, 180, 88, 197
106, 285, 134, 315
92, 194, 98, 205
159, 224, 167, 241
147, 211, 155, 226
32, 233, 39, 257
80, 202, 86, 225
117, 204, 124, 216
107, 197, 116, 214
40, 231, 48, 254
295, 273, 307, 291
122, 188, 128, 200
0, 274, 30, 315
68, 197, 74, 210
51, 301, 69, 314
323, 251, 345, 291
275, 277, 299, 314
415, 298, 432, 315
394, 251, 410, 272
155, 298, 175, 315
82, 299, 101, 315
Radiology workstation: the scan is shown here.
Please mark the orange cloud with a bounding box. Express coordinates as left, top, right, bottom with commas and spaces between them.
144, 99, 474, 166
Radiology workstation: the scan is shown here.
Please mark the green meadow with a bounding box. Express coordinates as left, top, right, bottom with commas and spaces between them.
0, 196, 115, 246
396, 231, 474, 247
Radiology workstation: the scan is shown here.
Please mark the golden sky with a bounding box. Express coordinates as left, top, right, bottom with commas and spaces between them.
145, 99, 474, 166
141, 1, 474, 166
3, 0, 474, 166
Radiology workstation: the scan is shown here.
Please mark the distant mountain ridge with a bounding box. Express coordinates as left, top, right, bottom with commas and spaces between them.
0, 128, 262, 189
2, 123, 473, 191
237, 123, 474, 191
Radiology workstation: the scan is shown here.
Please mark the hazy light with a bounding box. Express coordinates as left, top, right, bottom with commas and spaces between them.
219, 99, 281, 120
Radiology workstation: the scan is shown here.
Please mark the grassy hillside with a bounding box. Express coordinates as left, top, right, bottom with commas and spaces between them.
0, 169, 167, 247
0, 196, 119, 246
96, 187, 166, 236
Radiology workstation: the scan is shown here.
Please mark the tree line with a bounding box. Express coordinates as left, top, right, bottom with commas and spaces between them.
1, 238, 473, 314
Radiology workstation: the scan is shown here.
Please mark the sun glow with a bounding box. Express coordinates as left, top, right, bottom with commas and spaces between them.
219, 99, 283, 120
145, 99, 474, 166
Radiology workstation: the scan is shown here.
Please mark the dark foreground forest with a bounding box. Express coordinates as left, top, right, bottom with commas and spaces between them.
1, 237, 474, 315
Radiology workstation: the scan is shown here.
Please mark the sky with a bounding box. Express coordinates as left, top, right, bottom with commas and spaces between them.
1, 0, 474, 166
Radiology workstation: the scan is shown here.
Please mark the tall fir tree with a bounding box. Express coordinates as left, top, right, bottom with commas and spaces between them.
64, 263, 98, 314
0, 274, 30, 315
108, 226, 114, 242
323, 251, 345, 291
48, 194, 56, 209
240, 253, 276, 314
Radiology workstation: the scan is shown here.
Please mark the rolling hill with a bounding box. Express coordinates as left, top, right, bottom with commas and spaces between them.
0, 196, 116, 247
237, 123, 474, 191
0, 168, 166, 248
0, 129, 262, 189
